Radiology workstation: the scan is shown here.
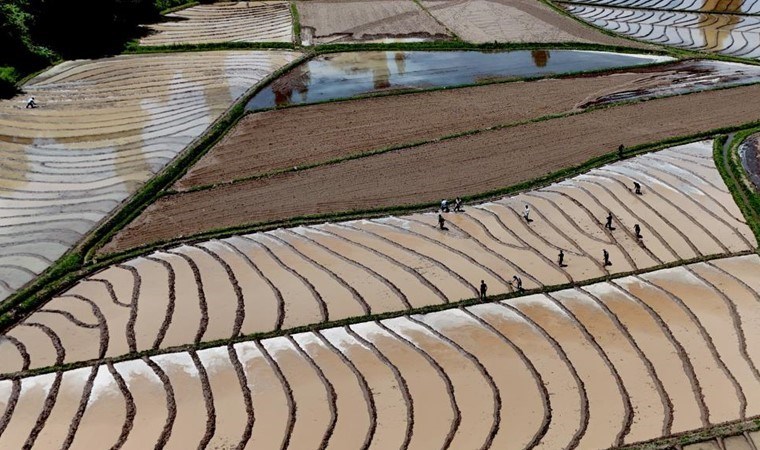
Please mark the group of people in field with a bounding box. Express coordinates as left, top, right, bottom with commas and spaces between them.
438, 175, 646, 303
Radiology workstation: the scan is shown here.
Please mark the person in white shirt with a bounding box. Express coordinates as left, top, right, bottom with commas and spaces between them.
26, 96, 37, 108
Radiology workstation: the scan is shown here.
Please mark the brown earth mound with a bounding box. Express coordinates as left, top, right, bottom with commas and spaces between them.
103, 83, 760, 254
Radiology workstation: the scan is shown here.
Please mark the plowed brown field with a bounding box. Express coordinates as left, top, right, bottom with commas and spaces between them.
103, 83, 760, 253
177, 66, 678, 190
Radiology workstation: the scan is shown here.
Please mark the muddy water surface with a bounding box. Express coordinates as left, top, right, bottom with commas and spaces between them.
247, 50, 672, 109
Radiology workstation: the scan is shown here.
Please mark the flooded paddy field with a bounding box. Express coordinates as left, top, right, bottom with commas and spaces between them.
2, 253, 760, 448
562, 0, 760, 58
0, 50, 299, 302
3, 142, 754, 372
246, 49, 673, 110
107, 81, 760, 252
420, 0, 652, 46
296, 0, 451, 45
139, 1, 293, 46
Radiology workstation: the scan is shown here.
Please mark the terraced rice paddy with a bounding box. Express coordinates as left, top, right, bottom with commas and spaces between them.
421, 0, 649, 46
296, 0, 452, 45
0, 50, 299, 302
562, 0, 760, 58
1, 253, 760, 448
246, 49, 674, 110
105, 81, 760, 251
139, 1, 294, 46
2, 142, 754, 374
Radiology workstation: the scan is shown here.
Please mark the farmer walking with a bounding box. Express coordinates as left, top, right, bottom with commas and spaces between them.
618, 144, 625, 159
558, 249, 565, 267
633, 181, 642, 195
454, 197, 464, 213
480, 280, 488, 300
605, 211, 614, 230
26, 96, 37, 109
634, 223, 642, 239
603, 249, 611, 266
512, 275, 524, 293
523, 204, 532, 223
438, 213, 448, 231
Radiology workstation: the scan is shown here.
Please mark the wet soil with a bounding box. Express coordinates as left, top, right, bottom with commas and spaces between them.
107, 83, 760, 253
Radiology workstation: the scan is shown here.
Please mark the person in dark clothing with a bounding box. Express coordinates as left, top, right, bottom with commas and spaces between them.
480, 280, 487, 300
603, 249, 611, 266
605, 211, 614, 230
618, 144, 625, 159
523, 204, 532, 223
558, 249, 565, 267
438, 213, 448, 231
26, 97, 37, 109
633, 181, 642, 195
634, 223, 642, 239
512, 275, 524, 293
454, 197, 464, 213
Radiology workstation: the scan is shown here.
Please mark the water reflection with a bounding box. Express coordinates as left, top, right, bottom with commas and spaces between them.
531, 50, 550, 68
247, 50, 672, 110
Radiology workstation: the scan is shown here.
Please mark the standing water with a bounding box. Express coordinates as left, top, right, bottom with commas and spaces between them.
246, 50, 673, 110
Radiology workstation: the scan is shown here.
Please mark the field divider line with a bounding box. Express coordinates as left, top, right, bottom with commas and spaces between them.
227, 344, 254, 449
314, 330, 376, 450
255, 340, 295, 450
142, 356, 177, 448
685, 266, 760, 383
1, 249, 756, 382
312, 226, 436, 309
345, 325, 414, 449
143, 257, 176, 350
165, 250, 208, 344
618, 415, 760, 449
107, 361, 135, 449
289, 335, 337, 450
189, 349, 217, 448
61, 365, 99, 450
580, 286, 674, 436
379, 320, 461, 448
22, 371, 63, 449
545, 291, 634, 446
406, 315, 501, 448
498, 300, 588, 449
410, 0, 462, 41
638, 274, 748, 418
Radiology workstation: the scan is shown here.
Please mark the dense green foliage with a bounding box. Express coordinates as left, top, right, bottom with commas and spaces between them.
0, 0, 53, 91
0, 0, 208, 97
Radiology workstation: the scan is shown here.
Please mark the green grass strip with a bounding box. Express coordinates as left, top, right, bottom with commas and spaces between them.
125, 41, 296, 53
159, 1, 199, 15
619, 416, 760, 449
713, 130, 760, 243
290, 1, 301, 46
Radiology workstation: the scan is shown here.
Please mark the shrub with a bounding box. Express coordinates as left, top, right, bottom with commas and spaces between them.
0, 66, 19, 98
